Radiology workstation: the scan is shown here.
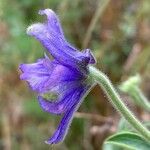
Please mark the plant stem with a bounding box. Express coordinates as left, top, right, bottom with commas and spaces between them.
89, 66, 150, 142
133, 87, 150, 112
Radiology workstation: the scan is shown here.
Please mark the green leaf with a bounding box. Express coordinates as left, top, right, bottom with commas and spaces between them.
104, 132, 150, 150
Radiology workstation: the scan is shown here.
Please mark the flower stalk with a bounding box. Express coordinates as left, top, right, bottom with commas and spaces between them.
89, 66, 150, 142
119, 74, 150, 112
133, 87, 150, 112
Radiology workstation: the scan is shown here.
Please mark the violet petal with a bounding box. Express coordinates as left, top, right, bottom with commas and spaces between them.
27, 9, 95, 74
45, 85, 90, 144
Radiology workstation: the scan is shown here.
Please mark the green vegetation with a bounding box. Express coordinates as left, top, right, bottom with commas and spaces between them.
0, 0, 150, 149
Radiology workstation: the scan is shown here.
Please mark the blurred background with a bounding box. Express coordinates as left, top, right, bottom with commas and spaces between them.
0, 0, 150, 149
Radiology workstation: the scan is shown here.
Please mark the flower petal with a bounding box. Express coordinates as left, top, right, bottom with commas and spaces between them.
38, 9, 65, 39
82, 49, 96, 64
27, 9, 95, 74
19, 56, 84, 93
45, 85, 91, 144
38, 85, 85, 115
19, 57, 53, 92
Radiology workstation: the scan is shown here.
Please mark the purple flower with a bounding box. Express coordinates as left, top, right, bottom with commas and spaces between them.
19, 9, 96, 144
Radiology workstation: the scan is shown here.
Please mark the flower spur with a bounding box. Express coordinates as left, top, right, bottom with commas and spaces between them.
19, 9, 96, 144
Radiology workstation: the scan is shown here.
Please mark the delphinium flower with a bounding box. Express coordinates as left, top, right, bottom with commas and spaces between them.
19, 9, 96, 144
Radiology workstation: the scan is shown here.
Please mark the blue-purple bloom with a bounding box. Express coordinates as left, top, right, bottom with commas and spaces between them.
19, 9, 96, 144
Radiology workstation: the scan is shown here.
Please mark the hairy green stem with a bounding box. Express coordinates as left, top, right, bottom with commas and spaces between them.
89, 66, 150, 142
133, 87, 150, 112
